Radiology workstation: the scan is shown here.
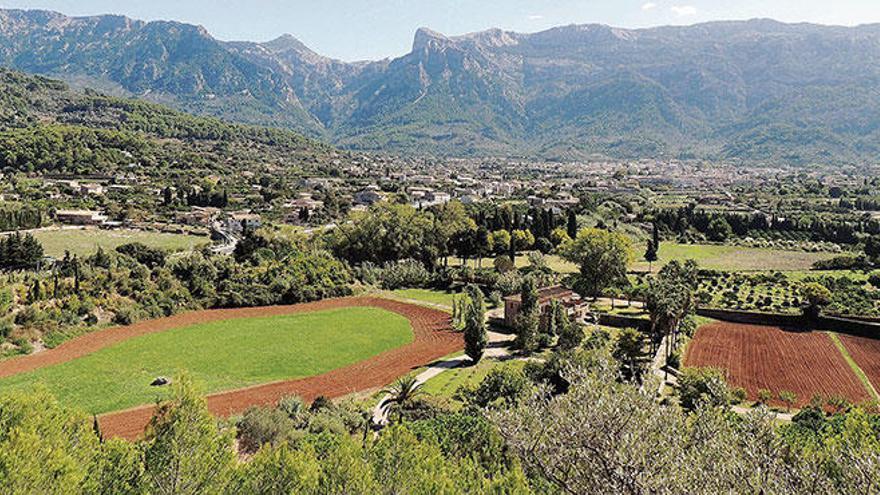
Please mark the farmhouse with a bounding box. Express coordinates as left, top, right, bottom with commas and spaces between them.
225, 212, 262, 234
354, 185, 387, 205
503, 285, 587, 327
55, 209, 108, 226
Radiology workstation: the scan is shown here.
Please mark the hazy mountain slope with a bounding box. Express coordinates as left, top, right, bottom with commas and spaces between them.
0, 68, 334, 176
2, 8, 880, 164
0, 9, 320, 133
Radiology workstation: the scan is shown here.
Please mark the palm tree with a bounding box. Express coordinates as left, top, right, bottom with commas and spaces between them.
380, 376, 423, 424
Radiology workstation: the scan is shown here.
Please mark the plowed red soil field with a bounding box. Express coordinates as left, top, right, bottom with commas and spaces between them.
839, 333, 880, 393
684, 322, 870, 407
0, 297, 460, 440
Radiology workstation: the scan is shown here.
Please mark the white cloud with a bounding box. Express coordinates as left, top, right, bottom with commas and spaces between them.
528, 14, 544, 20
641, 2, 657, 11
671, 5, 697, 16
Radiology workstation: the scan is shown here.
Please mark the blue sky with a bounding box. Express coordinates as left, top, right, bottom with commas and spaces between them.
3, 0, 880, 61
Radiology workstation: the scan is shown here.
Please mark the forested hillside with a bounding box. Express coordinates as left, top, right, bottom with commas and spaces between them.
0, 68, 335, 177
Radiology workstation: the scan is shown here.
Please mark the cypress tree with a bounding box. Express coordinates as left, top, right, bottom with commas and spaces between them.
567, 210, 578, 240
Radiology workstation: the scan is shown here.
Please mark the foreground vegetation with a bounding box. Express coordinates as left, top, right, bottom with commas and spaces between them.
5, 342, 880, 494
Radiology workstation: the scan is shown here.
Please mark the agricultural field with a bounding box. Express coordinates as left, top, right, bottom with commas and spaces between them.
31, 228, 208, 257
697, 272, 802, 314
839, 334, 880, 395
631, 242, 839, 273
0, 306, 413, 414
684, 322, 873, 407
693, 271, 880, 318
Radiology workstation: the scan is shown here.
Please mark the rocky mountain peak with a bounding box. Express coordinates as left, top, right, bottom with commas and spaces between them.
412, 27, 450, 51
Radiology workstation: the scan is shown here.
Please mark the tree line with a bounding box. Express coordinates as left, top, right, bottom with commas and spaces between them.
649, 204, 880, 244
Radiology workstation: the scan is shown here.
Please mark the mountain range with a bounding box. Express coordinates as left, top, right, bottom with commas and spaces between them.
2, 8, 880, 164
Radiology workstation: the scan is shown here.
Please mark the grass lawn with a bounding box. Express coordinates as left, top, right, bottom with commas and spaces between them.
388, 289, 460, 309
422, 358, 526, 401
631, 242, 838, 273
0, 307, 413, 414
31, 228, 208, 258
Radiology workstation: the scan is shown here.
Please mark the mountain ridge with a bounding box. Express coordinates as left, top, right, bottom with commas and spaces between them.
2, 8, 880, 164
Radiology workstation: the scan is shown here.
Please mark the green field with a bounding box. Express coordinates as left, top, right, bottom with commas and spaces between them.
422, 358, 526, 401
0, 307, 413, 414
31, 228, 208, 257
387, 289, 460, 309
631, 242, 838, 272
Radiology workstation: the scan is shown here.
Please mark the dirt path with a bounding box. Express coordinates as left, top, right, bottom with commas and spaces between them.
0, 297, 460, 440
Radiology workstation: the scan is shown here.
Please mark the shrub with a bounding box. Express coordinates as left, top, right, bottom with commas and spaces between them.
112, 307, 138, 326
812, 255, 870, 271
457, 366, 531, 408
237, 406, 301, 453
379, 259, 431, 290
778, 390, 798, 411
678, 367, 730, 410
356, 262, 382, 286
488, 291, 502, 308
534, 237, 554, 254
494, 270, 523, 296
792, 406, 826, 432
730, 387, 748, 404
493, 255, 515, 273
757, 389, 773, 405
278, 395, 306, 420
666, 349, 681, 369
116, 243, 166, 268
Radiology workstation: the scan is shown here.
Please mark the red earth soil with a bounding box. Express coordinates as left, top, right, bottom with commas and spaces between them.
684, 322, 870, 407
839, 333, 880, 393
0, 297, 460, 440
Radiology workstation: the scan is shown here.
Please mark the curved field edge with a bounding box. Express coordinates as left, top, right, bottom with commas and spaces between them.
97, 299, 459, 440
0, 306, 414, 414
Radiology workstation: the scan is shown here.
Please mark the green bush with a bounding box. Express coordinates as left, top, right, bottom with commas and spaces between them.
378, 259, 431, 290
678, 367, 731, 410
236, 406, 302, 453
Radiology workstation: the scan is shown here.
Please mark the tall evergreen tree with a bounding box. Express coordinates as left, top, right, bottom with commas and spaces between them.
644, 240, 659, 272
566, 210, 578, 240
463, 285, 488, 364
